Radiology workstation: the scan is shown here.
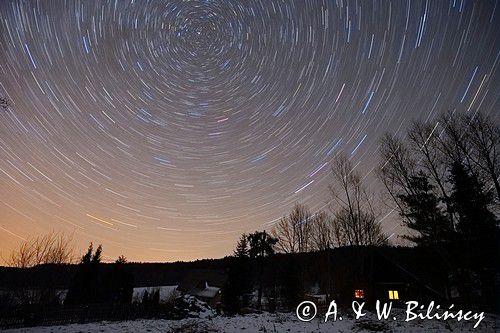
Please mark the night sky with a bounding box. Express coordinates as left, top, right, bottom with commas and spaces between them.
0, 0, 499, 262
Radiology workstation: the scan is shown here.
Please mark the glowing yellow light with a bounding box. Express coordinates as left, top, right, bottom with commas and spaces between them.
388, 290, 399, 300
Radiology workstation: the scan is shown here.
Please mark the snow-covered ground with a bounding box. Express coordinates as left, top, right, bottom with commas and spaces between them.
4, 310, 498, 333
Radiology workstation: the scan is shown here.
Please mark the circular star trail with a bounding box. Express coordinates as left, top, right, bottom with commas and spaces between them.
0, 0, 499, 261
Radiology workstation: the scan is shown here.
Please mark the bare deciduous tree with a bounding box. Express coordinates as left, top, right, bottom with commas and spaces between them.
379, 133, 417, 205
407, 121, 456, 230
379, 111, 500, 244
310, 210, 333, 251
271, 203, 312, 253
378, 130, 453, 242
439, 111, 500, 202
8, 231, 75, 268
329, 154, 386, 246
6, 232, 75, 305
468, 113, 500, 201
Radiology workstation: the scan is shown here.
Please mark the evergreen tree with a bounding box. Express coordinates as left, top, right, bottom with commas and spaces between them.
247, 231, 277, 310
116, 255, 127, 264
247, 231, 277, 259
447, 162, 499, 305
102, 255, 134, 304
233, 233, 249, 258
81, 242, 94, 264
92, 244, 102, 264
222, 233, 253, 314
448, 162, 498, 239
65, 243, 104, 304
397, 171, 451, 246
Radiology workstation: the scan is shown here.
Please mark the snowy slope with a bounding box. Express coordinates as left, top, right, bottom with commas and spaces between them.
4, 310, 498, 333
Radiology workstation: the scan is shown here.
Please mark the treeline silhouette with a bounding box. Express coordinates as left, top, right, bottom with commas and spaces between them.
65, 243, 134, 305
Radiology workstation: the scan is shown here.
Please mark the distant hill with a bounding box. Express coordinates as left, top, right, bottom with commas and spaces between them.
0, 246, 447, 296
0, 258, 229, 289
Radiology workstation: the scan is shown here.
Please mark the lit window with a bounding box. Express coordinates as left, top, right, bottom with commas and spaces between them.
354, 289, 365, 299
388, 290, 399, 300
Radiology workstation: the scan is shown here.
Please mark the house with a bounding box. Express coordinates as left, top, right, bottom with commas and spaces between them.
326, 247, 448, 307
176, 269, 226, 308
191, 282, 222, 307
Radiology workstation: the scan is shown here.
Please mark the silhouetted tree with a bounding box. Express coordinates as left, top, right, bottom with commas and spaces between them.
272, 203, 312, 253
116, 255, 127, 264
447, 161, 499, 304
449, 162, 498, 239
397, 171, 451, 246
102, 255, 134, 304
91, 244, 102, 264
247, 231, 277, 309
8, 232, 75, 268
329, 154, 387, 246
65, 243, 103, 304
233, 233, 249, 258
7, 232, 75, 305
223, 233, 253, 313
379, 110, 499, 307
407, 121, 457, 230
448, 162, 498, 264
440, 112, 500, 202
80, 242, 100, 265
379, 111, 499, 241
310, 210, 333, 251
248, 231, 277, 259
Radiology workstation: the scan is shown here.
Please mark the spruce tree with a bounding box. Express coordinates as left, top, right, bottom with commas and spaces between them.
233, 233, 249, 258
397, 171, 451, 246
447, 161, 499, 305
448, 162, 498, 239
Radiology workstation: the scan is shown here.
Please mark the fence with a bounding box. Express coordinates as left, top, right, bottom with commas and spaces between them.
0, 303, 170, 330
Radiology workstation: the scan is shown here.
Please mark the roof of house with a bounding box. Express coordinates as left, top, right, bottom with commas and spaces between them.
374, 249, 446, 299
195, 286, 220, 298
